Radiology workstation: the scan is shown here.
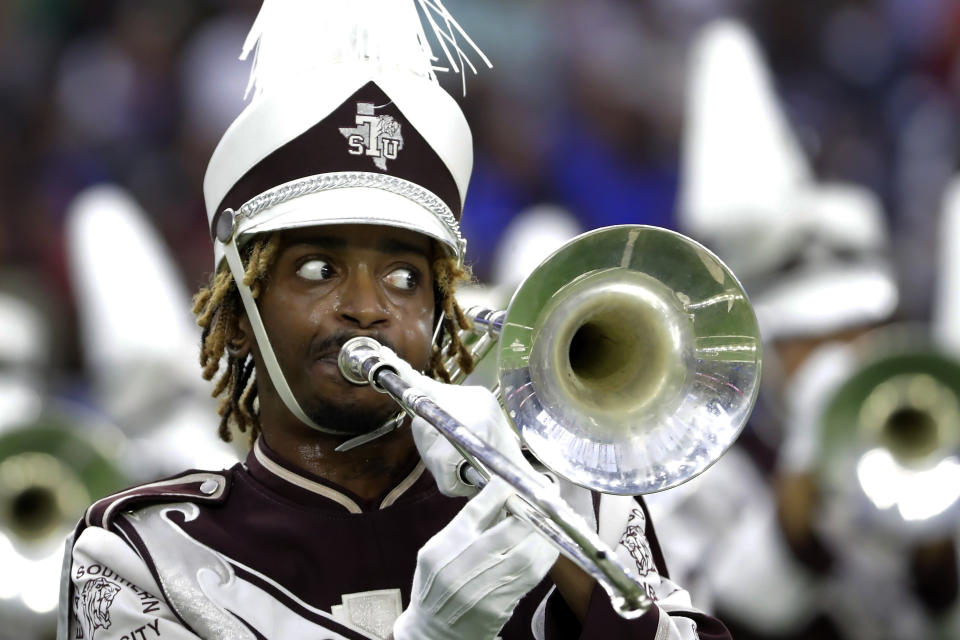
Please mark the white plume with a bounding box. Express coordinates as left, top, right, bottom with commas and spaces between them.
679, 19, 811, 238
934, 176, 960, 354
240, 0, 491, 99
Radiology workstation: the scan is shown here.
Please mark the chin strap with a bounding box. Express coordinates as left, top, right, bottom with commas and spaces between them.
220, 234, 352, 436
335, 411, 406, 452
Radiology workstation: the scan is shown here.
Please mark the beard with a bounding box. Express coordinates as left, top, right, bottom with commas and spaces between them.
303, 391, 401, 436
300, 330, 407, 436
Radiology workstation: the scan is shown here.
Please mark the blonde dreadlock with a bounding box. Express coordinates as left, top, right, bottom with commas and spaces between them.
430, 252, 475, 382
192, 234, 475, 446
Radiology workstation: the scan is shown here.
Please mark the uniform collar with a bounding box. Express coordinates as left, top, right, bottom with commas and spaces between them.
245, 436, 428, 514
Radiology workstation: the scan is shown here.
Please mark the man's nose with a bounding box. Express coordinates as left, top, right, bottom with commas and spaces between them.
337, 267, 389, 329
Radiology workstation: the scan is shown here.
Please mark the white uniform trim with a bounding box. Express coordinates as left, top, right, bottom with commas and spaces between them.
66, 526, 204, 640
655, 604, 700, 640
127, 503, 374, 638
56, 531, 76, 640
196, 563, 363, 639
253, 439, 362, 513
253, 440, 428, 512
85, 472, 226, 527
380, 462, 426, 509
64, 505, 377, 640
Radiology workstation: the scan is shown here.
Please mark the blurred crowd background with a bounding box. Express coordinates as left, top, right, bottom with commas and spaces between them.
2, 0, 960, 639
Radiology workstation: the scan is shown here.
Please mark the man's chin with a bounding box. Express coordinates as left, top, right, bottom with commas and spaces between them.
304, 400, 399, 437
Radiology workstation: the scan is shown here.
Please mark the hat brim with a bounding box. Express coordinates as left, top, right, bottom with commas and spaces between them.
213, 187, 460, 268
755, 263, 898, 341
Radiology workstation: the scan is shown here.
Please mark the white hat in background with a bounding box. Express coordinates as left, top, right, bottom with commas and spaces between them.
0, 293, 48, 372
67, 184, 200, 418
934, 176, 960, 354
679, 20, 811, 278
66, 184, 241, 470
492, 204, 583, 293
0, 292, 48, 429
678, 19, 897, 341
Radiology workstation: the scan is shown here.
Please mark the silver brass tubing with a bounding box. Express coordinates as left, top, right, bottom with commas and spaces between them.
459, 464, 650, 617
339, 336, 652, 618
446, 331, 493, 383
443, 307, 503, 384
338, 336, 382, 386
465, 306, 507, 335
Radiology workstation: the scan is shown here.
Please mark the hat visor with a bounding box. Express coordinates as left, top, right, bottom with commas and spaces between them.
755, 264, 898, 341
214, 187, 460, 267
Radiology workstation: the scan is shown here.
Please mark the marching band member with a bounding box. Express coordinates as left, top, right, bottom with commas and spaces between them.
675, 18, 959, 640
58, 2, 730, 638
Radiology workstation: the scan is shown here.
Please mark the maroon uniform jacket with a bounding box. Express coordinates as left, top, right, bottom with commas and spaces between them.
59, 437, 732, 639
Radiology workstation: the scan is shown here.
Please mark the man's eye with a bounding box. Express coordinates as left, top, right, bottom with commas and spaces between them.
297, 259, 335, 281
384, 267, 417, 290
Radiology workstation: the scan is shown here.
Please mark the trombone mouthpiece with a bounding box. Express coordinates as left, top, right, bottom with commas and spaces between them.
338, 336, 383, 385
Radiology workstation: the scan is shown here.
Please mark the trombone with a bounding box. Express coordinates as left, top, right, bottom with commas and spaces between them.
339, 225, 763, 617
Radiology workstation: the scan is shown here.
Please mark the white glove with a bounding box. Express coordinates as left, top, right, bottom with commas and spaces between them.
379, 347, 534, 497
393, 478, 560, 640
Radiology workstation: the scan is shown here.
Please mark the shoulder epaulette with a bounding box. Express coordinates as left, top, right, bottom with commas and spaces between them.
84, 470, 230, 530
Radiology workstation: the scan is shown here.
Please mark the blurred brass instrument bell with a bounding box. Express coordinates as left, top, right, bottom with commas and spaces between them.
340, 224, 763, 616
457, 224, 763, 494
818, 327, 960, 537
0, 405, 128, 553
0, 404, 130, 636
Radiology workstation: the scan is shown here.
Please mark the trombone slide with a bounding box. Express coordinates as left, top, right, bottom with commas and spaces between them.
339, 336, 653, 619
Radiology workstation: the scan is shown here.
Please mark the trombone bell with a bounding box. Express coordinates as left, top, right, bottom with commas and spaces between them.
862, 373, 959, 463
530, 268, 691, 434
497, 225, 762, 496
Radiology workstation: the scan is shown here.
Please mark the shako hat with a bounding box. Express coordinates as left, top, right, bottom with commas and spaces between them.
204, 0, 490, 268
678, 20, 897, 342
202, 0, 489, 442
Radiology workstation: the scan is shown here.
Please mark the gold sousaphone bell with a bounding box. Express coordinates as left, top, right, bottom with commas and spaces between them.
340, 225, 763, 616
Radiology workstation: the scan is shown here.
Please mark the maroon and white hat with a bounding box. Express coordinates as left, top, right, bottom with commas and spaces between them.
202, 0, 489, 441
203, 0, 489, 268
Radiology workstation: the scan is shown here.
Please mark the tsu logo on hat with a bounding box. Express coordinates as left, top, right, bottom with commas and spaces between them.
341, 102, 405, 169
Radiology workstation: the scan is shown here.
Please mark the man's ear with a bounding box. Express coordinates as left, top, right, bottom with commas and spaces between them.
228, 313, 252, 359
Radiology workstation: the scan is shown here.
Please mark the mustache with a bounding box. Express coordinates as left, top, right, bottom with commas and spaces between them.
311, 331, 401, 360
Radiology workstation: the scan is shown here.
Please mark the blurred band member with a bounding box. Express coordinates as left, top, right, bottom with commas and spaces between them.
668, 19, 955, 640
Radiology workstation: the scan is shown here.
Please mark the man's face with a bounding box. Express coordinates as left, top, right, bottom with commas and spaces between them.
246, 224, 436, 435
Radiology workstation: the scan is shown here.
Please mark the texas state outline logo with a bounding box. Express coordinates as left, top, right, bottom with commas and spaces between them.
340, 102, 405, 170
